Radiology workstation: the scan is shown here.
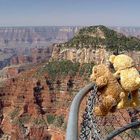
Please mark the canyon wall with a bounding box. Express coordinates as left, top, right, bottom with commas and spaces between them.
0, 26, 81, 46
51, 45, 140, 66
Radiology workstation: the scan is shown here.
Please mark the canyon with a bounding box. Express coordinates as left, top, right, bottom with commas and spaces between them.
0, 61, 90, 140
0, 26, 140, 70
0, 25, 139, 139
0, 26, 80, 70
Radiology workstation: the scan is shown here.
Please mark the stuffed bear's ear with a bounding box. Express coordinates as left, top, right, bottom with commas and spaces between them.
109, 55, 116, 63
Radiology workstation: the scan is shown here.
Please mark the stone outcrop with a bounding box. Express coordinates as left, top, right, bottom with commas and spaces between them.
51, 45, 140, 66
50, 25, 140, 65
51, 45, 110, 64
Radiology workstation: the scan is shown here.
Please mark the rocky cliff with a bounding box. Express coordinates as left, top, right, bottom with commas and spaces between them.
0, 26, 81, 70
0, 46, 53, 70
51, 45, 110, 64
50, 25, 140, 65
0, 26, 81, 46
111, 26, 140, 37
0, 60, 92, 139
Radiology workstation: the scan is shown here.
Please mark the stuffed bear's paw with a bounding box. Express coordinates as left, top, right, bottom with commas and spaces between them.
117, 101, 125, 109
120, 92, 126, 98
117, 100, 131, 109
94, 106, 107, 116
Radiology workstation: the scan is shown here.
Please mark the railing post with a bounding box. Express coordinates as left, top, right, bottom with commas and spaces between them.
66, 83, 95, 140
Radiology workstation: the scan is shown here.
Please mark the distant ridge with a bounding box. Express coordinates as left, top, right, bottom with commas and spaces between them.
61, 25, 140, 51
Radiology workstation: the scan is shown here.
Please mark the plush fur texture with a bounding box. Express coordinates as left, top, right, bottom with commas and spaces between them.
90, 64, 122, 116
109, 54, 140, 108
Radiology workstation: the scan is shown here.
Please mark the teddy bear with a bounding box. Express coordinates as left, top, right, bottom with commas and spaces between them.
90, 64, 123, 116
109, 54, 140, 109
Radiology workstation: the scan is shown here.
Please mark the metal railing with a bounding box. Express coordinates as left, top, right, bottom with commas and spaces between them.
66, 83, 140, 140
105, 121, 140, 140
66, 83, 95, 140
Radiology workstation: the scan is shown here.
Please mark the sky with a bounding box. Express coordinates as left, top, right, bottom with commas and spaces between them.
0, 0, 140, 27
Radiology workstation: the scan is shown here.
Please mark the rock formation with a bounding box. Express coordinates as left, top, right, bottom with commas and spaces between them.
50, 26, 140, 65
0, 61, 90, 139
51, 45, 110, 64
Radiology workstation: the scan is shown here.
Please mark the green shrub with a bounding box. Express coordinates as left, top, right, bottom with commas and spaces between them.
53, 115, 64, 128
10, 107, 20, 120
79, 63, 94, 77
33, 117, 46, 126
47, 114, 55, 124
19, 114, 31, 124
36, 60, 80, 79
130, 129, 140, 138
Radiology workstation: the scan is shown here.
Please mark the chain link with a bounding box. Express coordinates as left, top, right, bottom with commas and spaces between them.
79, 84, 102, 140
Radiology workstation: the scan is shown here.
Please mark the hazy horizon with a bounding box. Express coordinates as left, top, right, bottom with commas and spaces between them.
0, 0, 140, 27
0, 25, 140, 28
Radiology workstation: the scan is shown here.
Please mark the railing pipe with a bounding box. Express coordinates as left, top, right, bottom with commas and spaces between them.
105, 121, 140, 140
66, 83, 95, 140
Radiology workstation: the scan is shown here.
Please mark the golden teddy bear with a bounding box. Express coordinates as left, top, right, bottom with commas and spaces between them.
90, 64, 123, 116
109, 54, 140, 109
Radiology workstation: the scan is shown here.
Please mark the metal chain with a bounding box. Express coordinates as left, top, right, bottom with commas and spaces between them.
79, 84, 102, 140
